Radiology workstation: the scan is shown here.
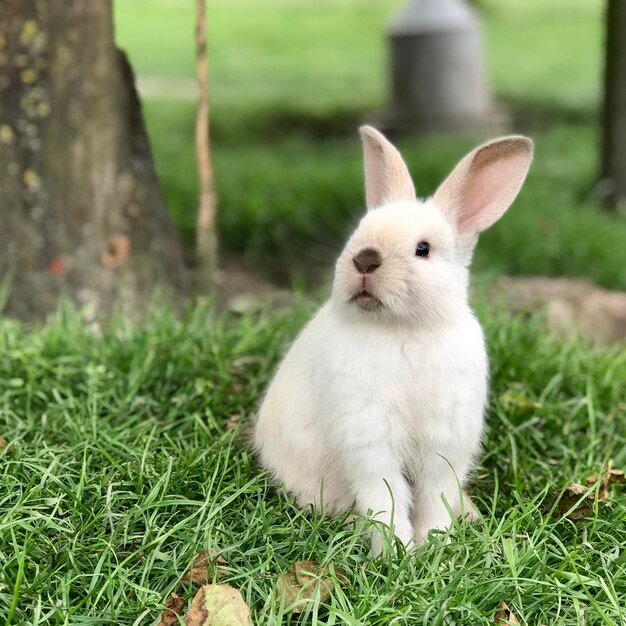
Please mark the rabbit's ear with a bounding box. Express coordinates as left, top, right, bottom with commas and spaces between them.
433, 136, 533, 234
359, 126, 416, 211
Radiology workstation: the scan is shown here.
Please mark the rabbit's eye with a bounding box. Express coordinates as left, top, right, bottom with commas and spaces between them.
415, 241, 430, 257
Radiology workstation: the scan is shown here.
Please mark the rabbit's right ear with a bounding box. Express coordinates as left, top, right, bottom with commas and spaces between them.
359, 126, 416, 211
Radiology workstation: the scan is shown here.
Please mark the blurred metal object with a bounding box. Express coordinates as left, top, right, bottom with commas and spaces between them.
384, 0, 504, 133
600, 0, 626, 212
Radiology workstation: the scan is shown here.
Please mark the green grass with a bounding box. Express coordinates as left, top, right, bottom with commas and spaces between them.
1, 4, 623, 624
115, 0, 404, 118
115, 0, 602, 118
1, 305, 625, 624
143, 100, 626, 289
112, 0, 626, 290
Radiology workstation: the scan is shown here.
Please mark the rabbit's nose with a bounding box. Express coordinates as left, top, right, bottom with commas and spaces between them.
353, 248, 382, 274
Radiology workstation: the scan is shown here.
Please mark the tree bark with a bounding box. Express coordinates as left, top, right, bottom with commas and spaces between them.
0, 0, 188, 321
601, 0, 626, 211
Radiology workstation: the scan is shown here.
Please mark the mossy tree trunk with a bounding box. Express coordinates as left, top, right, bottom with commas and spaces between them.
601, 0, 626, 211
0, 0, 187, 321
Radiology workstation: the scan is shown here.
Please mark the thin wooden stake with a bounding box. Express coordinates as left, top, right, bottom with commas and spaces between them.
194, 0, 218, 288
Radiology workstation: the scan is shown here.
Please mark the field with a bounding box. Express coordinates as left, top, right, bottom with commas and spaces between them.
1, 306, 625, 624
1, 1, 626, 624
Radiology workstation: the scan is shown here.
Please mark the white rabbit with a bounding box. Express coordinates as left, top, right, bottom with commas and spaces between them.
254, 126, 533, 553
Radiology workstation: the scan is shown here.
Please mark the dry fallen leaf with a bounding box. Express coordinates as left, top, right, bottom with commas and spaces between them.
555, 483, 595, 520
586, 473, 610, 501
276, 560, 347, 614
553, 462, 626, 520
182, 550, 228, 586
494, 601, 520, 625
183, 584, 251, 626
607, 469, 626, 485
586, 461, 626, 501
157, 593, 186, 626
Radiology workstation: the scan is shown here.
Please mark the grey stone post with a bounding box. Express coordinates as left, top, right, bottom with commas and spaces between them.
386, 0, 502, 132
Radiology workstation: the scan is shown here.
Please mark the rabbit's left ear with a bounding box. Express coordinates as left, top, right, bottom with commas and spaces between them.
434, 136, 533, 234
359, 126, 416, 210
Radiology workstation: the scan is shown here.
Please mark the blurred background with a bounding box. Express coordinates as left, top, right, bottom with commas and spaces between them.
1, 0, 625, 333
119, 0, 623, 283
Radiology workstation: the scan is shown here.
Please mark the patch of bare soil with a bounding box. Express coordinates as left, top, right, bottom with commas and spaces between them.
487, 276, 626, 345
215, 261, 296, 314
216, 263, 626, 345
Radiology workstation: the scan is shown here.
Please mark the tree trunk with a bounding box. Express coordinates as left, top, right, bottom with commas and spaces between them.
0, 0, 188, 321
601, 0, 626, 211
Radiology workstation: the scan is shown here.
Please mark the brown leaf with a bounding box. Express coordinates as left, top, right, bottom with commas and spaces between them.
100, 234, 131, 269
276, 560, 348, 614
157, 593, 186, 626
0, 436, 7, 450
586, 473, 610, 501
608, 469, 626, 484
494, 601, 520, 625
554, 483, 595, 520
183, 584, 251, 626
585, 462, 626, 501
553, 463, 626, 520
182, 550, 228, 586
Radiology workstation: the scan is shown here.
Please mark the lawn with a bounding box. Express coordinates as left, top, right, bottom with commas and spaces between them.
1, 306, 625, 624
1, 2, 625, 625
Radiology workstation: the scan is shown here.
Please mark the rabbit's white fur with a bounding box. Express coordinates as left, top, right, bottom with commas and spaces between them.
254, 127, 533, 552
